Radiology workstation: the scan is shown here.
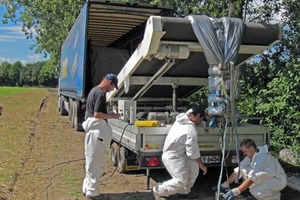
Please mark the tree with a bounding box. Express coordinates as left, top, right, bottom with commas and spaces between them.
8, 61, 22, 86
0, 61, 12, 86
238, 0, 300, 157
19, 63, 32, 86
19, 61, 45, 86
38, 59, 58, 87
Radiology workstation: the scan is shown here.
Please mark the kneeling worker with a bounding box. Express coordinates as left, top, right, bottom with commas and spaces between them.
152, 107, 208, 199
222, 138, 287, 200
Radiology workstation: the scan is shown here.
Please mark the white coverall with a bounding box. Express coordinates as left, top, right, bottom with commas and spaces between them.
82, 117, 112, 197
235, 145, 287, 200
153, 113, 201, 197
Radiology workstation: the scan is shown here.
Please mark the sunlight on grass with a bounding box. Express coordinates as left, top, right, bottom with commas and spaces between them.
0, 86, 34, 98
0, 87, 49, 196
62, 166, 81, 198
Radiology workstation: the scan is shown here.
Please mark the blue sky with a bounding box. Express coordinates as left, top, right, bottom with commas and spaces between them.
0, 5, 48, 65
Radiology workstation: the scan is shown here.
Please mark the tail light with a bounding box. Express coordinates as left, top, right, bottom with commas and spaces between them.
145, 157, 160, 167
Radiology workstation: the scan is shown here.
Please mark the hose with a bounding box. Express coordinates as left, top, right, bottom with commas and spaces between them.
216, 118, 229, 200
99, 123, 133, 182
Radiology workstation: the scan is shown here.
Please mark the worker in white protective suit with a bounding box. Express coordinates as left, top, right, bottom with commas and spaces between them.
222, 138, 287, 200
82, 73, 120, 200
152, 107, 208, 200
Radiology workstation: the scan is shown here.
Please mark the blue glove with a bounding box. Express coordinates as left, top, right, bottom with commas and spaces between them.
224, 190, 235, 200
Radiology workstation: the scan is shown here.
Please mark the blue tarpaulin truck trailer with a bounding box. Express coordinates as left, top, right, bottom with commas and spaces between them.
58, 0, 281, 183
57, 0, 174, 131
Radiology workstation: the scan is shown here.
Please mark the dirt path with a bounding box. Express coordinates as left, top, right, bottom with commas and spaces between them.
4, 89, 300, 200
5, 90, 156, 200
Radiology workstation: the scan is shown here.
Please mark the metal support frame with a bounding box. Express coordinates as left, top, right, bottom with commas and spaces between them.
132, 58, 175, 100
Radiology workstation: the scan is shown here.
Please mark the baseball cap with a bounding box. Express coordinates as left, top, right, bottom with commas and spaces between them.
186, 107, 205, 119
105, 73, 119, 90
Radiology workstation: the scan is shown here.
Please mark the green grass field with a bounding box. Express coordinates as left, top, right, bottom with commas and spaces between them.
0, 87, 50, 197
0, 86, 35, 98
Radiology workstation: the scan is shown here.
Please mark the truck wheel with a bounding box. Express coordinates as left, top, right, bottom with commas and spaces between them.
68, 99, 73, 121
73, 100, 84, 131
117, 146, 127, 173
111, 142, 119, 166
70, 100, 75, 128
59, 96, 68, 116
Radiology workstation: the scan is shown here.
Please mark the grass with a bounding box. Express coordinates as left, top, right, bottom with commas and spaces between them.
0, 86, 34, 98
0, 87, 50, 197
0, 87, 86, 199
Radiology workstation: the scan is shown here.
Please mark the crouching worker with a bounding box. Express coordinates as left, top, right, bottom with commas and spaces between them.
222, 138, 287, 200
152, 107, 208, 200
82, 74, 120, 200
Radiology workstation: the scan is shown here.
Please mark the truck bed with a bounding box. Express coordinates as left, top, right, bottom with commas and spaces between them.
109, 119, 269, 168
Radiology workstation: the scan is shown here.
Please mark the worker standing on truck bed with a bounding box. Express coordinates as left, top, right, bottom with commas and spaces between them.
221, 138, 287, 200
152, 107, 208, 199
82, 73, 120, 200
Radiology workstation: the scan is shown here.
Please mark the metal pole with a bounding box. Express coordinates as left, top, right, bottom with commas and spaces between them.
146, 168, 150, 190
172, 83, 177, 112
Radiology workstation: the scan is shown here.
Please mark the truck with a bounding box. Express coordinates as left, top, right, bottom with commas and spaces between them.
58, 0, 281, 183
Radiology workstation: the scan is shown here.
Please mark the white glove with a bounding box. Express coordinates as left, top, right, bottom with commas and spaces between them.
232, 188, 241, 196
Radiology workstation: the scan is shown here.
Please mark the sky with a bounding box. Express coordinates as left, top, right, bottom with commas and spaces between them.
0, 5, 48, 65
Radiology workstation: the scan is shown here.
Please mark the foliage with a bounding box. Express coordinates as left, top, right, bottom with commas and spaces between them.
8, 61, 22, 86
238, 1, 300, 158
239, 56, 300, 154
144, 0, 244, 17
0, 62, 12, 86
189, 86, 209, 109
38, 59, 58, 87
0, 61, 57, 87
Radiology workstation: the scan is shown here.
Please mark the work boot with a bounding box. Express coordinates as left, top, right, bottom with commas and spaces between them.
152, 184, 167, 200
177, 193, 199, 199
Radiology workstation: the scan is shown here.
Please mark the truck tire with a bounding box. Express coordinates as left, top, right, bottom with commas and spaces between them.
111, 142, 119, 166
117, 146, 127, 173
68, 99, 73, 121
73, 100, 84, 131
70, 100, 75, 128
59, 96, 68, 116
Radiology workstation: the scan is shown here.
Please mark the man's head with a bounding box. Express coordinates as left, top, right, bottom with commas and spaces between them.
186, 107, 205, 125
105, 73, 119, 90
240, 139, 257, 158
100, 73, 119, 92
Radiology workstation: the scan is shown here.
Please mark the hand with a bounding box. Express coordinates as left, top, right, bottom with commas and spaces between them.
223, 188, 241, 200
112, 113, 120, 119
199, 164, 207, 175
224, 190, 234, 200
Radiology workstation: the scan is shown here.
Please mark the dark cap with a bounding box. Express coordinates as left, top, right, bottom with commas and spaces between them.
186, 107, 205, 118
105, 73, 119, 90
